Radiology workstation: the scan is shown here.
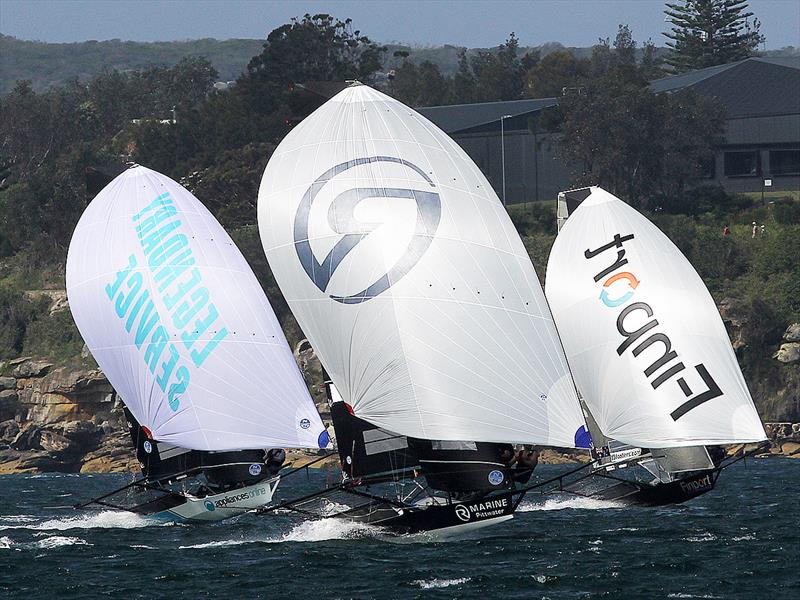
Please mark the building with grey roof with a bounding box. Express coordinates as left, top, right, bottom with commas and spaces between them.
419, 56, 800, 204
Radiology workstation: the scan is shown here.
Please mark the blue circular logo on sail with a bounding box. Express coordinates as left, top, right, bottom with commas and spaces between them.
249, 463, 262, 476
204, 500, 216, 511
293, 156, 442, 304
488, 469, 505, 485
299, 418, 311, 429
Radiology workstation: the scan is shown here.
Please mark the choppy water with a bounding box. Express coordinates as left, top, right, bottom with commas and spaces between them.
0, 460, 797, 599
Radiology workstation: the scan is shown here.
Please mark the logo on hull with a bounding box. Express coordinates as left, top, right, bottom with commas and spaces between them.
455, 505, 471, 522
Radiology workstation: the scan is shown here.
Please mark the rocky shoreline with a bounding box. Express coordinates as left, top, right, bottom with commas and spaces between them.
1, 323, 799, 475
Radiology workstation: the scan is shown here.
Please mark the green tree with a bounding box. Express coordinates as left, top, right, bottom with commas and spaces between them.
470, 33, 530, 101
240, 14, 385, 115
558, 85, 724, 206
389, 58, 449, 107
450, 48, 477, 104
524, 50, 590, 98
664, 0, 764, 72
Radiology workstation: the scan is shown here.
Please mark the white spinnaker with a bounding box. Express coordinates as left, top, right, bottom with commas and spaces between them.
258, 84, 585, 447
545, 187, 766, 447
66, 166, 327, 451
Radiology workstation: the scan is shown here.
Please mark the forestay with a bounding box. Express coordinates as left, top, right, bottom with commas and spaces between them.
258, 84, 585, 447
66, 166, 328, 451
545, 187, 766, 447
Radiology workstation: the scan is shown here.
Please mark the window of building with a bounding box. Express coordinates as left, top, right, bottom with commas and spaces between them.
724, 151, 760, 177
769, 149, 800, 176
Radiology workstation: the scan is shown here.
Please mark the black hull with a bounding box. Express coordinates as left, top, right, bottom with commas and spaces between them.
628, 470, 719, 506
566, 469, 720, 506
340, 489, 520, 534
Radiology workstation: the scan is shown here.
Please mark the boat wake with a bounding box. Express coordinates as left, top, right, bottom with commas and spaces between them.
411, 577, 471, 589
0, 534, 90, 550
518, 496, 624, 512
0, 510, 170, 531
178, 518, 384, 549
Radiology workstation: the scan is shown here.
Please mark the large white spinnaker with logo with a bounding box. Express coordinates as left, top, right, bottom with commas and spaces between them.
66, 166, 328, 451
545, 187, 766, 448
258, 83, 586, 448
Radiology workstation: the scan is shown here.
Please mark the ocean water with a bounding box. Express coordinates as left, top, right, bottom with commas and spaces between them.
0, 459, 797, 599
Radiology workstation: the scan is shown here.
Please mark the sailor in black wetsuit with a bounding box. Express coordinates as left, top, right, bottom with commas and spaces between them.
511, 446, 539, 485
707, 445, 726, 468
266, 448, 286, 475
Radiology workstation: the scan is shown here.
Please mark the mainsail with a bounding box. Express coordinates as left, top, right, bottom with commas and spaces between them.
545, 186, 766, 448
66, 166, 328, 451
258, 83, 585, 447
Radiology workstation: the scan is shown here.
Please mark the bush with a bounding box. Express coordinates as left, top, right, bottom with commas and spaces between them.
0, 285, 31, 359
22, 308, 85, 361
508, 202, 556, 236
773, 197, 800, 225
656, 184, 752, 217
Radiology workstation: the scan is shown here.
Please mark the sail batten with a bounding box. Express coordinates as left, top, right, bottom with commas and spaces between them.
66, 166, 328, 451
545, 187, 766, 447
259, 85, 585, 447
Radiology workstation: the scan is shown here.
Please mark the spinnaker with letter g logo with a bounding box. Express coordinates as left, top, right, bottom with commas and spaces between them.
258, 83, 586, 448
293, 156, 441, 304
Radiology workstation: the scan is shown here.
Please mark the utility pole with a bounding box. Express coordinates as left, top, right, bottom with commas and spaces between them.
500, 114, 512, 205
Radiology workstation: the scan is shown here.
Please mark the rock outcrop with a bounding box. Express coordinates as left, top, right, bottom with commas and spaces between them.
0, 358, 130, 473
774, 324, 800, 364
2, 312, 800, 473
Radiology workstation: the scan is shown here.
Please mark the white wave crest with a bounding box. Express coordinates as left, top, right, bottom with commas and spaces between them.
178, 518, 383, 549
0, 511, 169, 531
277, 518, 381, 543
684, 532, 717, 543
35, 536, 90, 549
0, 536, 14, 549
179, 539, 251, 549
412, 578, 470, 589
518, 496, 624, 512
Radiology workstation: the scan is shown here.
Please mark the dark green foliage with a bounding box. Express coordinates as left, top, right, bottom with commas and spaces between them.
556, 26, 726, 208
0, 286, 30, 358
751, 226, 800, 279
469, 33, 529, 102
656, 184, 753, 216
664, 0, 765, 72
241, 14, 385, 115
22, 307, 85, 361
524, 50, 590, 98
772, 197, 800, 225
181, 142, 276, 229
388, 60, 450, 108
508, 203, 557, 236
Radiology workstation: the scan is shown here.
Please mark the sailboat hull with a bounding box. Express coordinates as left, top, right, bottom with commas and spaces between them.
562, 469, 719, 506
339, 489, 520, 535
626, 470, 719, 506
145, 477, 280, 522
